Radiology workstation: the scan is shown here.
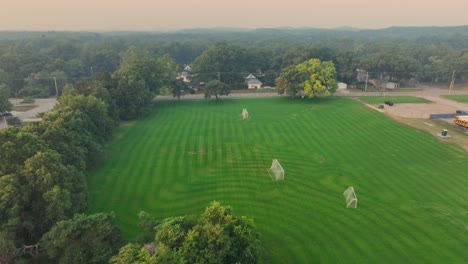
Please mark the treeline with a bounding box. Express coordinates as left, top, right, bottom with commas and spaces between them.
0, 51, 175, 262
0, 49, 260, 262
1, 27, 468, 98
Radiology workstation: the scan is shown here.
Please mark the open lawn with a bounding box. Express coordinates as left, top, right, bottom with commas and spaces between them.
89, 97, 468, 263
443, 94, 468, 103
357, 96, 432, 104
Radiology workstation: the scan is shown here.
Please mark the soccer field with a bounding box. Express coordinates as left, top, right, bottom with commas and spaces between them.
88, 97, 468, 263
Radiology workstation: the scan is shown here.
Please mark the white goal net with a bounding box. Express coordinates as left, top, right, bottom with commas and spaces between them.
267, 159, 284, 181
343, 187, 357, 208
241, 108, 249, 119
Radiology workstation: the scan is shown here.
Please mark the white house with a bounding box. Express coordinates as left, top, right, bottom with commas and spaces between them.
337, 82, 348, 90
184, 64, 192, 72
385, 82, 399, 89
245, 74, 262, 89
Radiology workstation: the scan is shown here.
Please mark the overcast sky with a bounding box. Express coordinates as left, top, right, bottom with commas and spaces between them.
1, 0, 467, 31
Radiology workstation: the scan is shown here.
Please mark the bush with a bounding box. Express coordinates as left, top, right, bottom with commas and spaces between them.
20, 97, 35, 104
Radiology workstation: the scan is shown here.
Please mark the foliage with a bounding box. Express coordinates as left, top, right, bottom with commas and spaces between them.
20, 96, 35, 104
192, 43, 250, 85
112, 202, 259, 264
41, 213, 122, 264
110, 53, 176, 120
276, 58, 337, 98
0, 84, 12, 112
0, 231, 17, 264
204, 80, 230, 100
0, 92, 115, 256
171, 79, 189, 100
181, 201, 260, 264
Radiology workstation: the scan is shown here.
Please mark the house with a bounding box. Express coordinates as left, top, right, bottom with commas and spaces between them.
184, 64, 192, 72
245, 74, 262, 89
176, 71, 191, 83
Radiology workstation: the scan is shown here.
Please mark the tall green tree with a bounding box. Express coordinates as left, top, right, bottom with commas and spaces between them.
171, 79, 189, 100
111, 53, 176, 120
276, 58, 337, 98
204, 80, 230, 100
192, 43, 249, 85
41, 213, 122, 264
112, 202, 260, 264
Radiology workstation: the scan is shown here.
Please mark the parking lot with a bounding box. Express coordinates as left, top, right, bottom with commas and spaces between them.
9, 98, 57, 122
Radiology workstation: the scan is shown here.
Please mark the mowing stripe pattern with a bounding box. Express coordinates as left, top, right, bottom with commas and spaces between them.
89, 97, 468, 263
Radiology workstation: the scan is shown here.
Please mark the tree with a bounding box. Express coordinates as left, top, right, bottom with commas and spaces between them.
0, 84, 11, 112
181, 201, 259, 264
192, 43, 249, 85
110, 50, 177, 120
171, 79, 189, 100
41, 213, 122, 264
204, 80, 230, 100
276, 58, 337, 99
112, 202, 260, 264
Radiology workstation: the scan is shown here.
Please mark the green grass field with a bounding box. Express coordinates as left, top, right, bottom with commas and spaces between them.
89, 97, 468, 263
443, 94, 468, 103
357, 96, 432, 104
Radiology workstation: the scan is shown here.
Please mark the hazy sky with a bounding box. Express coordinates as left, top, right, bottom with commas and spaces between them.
1, 0, 467, 31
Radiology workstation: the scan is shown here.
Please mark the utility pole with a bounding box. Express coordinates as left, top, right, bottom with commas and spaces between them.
53, 77, 59, 97
217, 72, 221, 81
91, 66, 94, 76
364, 71, 369, 93
449, 70, 456, 94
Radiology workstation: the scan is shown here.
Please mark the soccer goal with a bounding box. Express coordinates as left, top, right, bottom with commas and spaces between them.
241, 108, 249, 120
343, 187, 357, 208
267, 159, 284, 181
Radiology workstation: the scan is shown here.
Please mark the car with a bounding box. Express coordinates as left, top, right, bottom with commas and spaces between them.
0, 112, 12, 117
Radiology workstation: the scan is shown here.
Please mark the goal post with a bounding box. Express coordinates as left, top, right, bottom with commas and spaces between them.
343, 187, 357, 208
241, 108, 249, 120
267, 159, 284, 181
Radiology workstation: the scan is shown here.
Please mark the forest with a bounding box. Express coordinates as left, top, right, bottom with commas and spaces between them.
0, 26, 467, 99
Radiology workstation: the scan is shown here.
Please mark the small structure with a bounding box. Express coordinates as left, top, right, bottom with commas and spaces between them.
241, 108, 249, 120
183, 64, 192, 72
441, 129, 448, 137
245, 74, 262, 89
343, 187, 358, 208
385, 82, 399, 90
267, 159, 284, 181
337, 82, 348, 90
296, 90, 307, 98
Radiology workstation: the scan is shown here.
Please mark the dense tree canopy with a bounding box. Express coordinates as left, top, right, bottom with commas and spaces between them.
0, 84, 11, 112
41, 213, 122, 264
111, 201, 260, 264
204, 80, 230, 100
276, 58, 337, 98
1, 27, 468, 262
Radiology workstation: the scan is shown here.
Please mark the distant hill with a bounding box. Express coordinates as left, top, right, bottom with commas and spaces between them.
0, 26, 467, 47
